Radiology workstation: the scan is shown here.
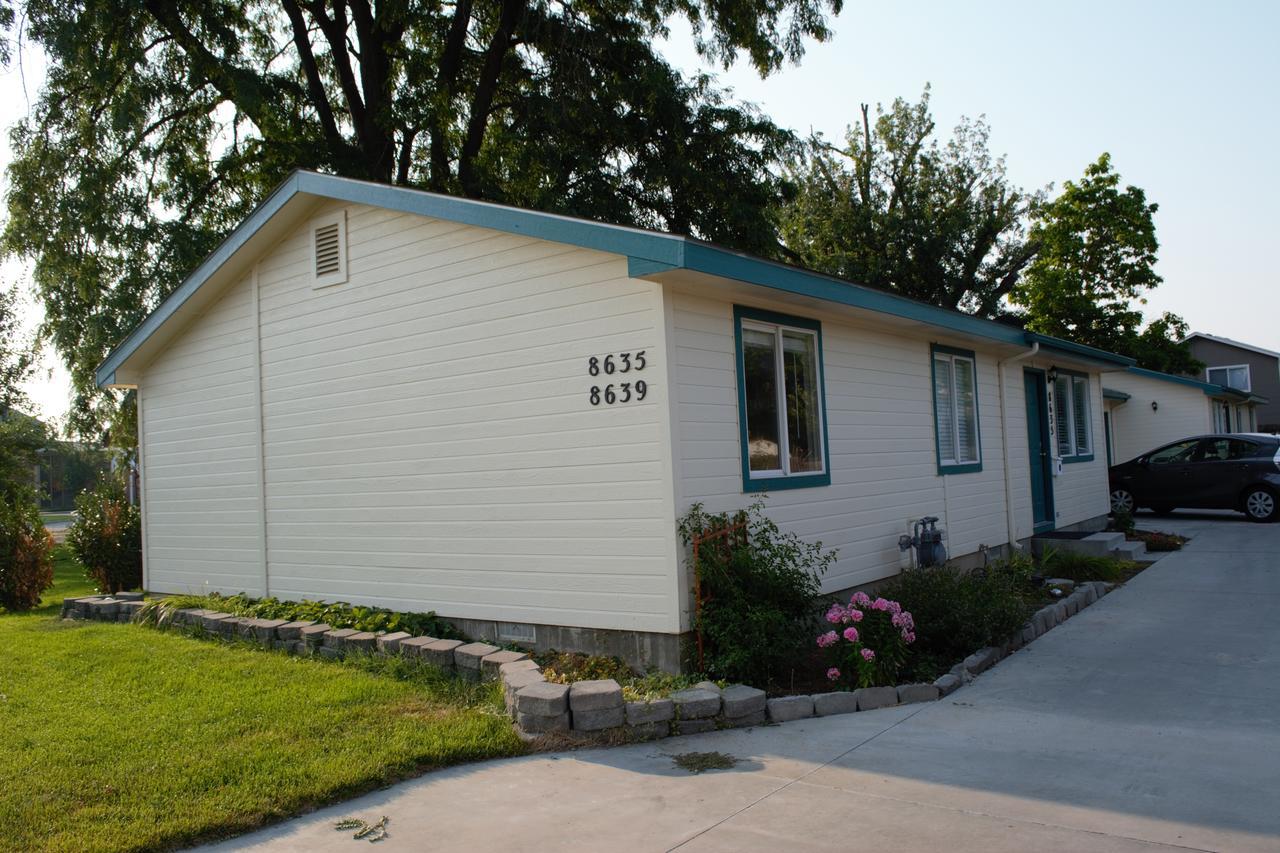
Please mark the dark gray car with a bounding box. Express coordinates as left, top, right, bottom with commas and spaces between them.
1109, 433, 1280, 522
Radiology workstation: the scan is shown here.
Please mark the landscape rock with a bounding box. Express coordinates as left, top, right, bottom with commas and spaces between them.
812, 692, 859, 716
625, 699, 674, 726
375, 631, 412, 654
422, 639, 464, 670
569, 679, 624, 712
276, 620, 317, 641
670, 687, 721, 719
933, 673, 962, 696
481, 650, 530, 680
694, 681, 722, 695
299, 623, 333, 646
1045, 578, 1076, 591
572, 706, 626, 731
766, 695, 814, 722
498, 659, 540, 678
1053, 602, 1069, 624
517, 710, 570, 733
722, 709, 766, 728
671, 718, 717, 735
503, 670, 547, 712
855, 686, 899, 711
322, 628, 360, 648
251, 619, 289, 642
964, 646, 1000, 675
627, 722, 670, 740
398, 636, 437, 658
344, 631, 378, 652
516, 682, 570, 716
199, 612, 230, 632
897, 683, 940, 705
720, 684, 766, 718
1021, 624, 1038, 644
454, 642, 500, 674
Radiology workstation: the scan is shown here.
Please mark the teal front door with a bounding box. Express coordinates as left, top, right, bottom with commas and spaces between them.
1024, 369, 1055, 532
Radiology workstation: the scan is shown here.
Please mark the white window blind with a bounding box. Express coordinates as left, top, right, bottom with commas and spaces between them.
933, 350, 980, 468
1054, 372, 1093, 458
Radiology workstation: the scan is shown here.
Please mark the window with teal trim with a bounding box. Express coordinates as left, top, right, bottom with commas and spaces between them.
931, 345, 982, 473
734, 306, 830, 491
1053, 371, 1094, 461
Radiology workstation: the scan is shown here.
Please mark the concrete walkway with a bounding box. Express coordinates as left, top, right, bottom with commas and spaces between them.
206, 513, 1280, 852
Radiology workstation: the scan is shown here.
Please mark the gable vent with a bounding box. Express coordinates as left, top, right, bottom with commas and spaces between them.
310, 210, 348, 288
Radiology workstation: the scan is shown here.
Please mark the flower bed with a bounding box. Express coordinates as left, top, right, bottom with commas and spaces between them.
61, 578, 1115, 741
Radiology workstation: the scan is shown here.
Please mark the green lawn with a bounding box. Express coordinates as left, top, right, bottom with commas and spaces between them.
0, 549, 525, 852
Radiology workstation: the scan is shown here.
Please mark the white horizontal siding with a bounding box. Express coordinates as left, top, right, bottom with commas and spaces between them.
138, 274, 265, 596
1103, 372, 1212, 464
254, 202, 676, 632
671, 291, 1012, 593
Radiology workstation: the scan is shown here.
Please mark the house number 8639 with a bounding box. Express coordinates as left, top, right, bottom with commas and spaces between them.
588, 351, 648, 406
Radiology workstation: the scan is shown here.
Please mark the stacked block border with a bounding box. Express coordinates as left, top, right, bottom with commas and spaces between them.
60, 580, 1114, 740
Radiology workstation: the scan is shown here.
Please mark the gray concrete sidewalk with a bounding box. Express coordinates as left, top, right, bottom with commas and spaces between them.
205, 513, 1280, 852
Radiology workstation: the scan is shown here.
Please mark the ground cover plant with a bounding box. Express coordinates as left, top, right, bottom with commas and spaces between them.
535, 650, 710, 701
66, 476, 141, 594
1039, 548, 1138, 583
1130, 530, 1186, 552
141, 590, 463, 640
0, 547, 523, 853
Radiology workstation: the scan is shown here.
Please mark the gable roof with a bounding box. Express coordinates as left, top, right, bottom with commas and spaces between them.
1184, 332, 1280, 360
95, 170, 1134, 387
1116, 365, 1269, 405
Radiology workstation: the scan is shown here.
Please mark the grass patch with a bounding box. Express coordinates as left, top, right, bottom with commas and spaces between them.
0, 548, 524, 852
1039, 548, 1137, 583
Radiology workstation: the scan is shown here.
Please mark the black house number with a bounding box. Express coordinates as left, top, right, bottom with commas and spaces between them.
588, 351, 647, 406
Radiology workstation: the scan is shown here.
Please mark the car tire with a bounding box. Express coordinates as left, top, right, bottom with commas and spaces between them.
1110, 488, 1136, 514
1242, 487, 1278, 523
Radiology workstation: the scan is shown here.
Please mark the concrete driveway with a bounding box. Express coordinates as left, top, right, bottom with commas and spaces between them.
206, 513, 1280, 852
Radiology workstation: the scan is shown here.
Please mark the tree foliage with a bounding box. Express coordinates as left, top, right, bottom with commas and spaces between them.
778, 88, 1042, 316
0, 286, 46, 500
3, 0, 839, 433
1012, 153, 1199, 374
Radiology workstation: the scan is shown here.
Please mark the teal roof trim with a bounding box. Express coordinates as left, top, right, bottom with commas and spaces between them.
96, 170, 1135, 387
1126, 366, 1223, 395
1102, 388, 1131, 401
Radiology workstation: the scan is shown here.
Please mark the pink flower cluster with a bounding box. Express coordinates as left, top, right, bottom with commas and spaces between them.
817, 592, 917, 663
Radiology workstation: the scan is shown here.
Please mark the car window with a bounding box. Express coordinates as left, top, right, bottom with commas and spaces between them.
1197, 439, 1261, 461
1148, 440, 1199, 465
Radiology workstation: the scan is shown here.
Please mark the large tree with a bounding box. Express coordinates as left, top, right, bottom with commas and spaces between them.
1011, 153, 1200, 374
3, 0, 838, 434
777, 88, 1042, 316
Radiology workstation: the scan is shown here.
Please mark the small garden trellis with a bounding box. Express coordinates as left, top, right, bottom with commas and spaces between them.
689, 515, 748, 672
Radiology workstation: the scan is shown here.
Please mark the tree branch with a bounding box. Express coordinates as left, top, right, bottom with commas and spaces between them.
281, 0, 344, 149
459, 0, 524, 195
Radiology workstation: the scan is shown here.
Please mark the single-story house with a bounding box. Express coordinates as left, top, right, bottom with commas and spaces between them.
1101, 367, 1269, 466
1182, 333, 1280, 432
97, 171, 1135, 670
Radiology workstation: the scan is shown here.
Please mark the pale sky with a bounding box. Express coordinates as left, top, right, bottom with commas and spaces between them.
5, 0, 1277, 428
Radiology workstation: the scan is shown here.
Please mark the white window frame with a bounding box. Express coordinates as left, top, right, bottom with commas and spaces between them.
931, 348, 982, 471
1206, 364, 1251, 392
1054, 372, 1094, 460
739, 317, 827, 482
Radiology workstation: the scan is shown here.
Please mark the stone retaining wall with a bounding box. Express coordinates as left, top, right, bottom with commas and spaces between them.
61, 579, 1114, 741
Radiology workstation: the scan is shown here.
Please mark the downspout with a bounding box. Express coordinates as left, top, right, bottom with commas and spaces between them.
998, 342, 1040, 551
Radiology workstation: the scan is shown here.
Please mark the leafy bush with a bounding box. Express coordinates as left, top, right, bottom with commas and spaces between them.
67, 476, 142, 594
140, 591, 464, 639
1109, 509, 1136, 535
1039, 548, 1134, 582
678, 501, 832, 688
878, 556, 1034, 679
818, 593, 916, 688
0, 497, 55, 611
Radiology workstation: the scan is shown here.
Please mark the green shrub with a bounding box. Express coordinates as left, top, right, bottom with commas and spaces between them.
1133, 530, 1185, 552
1039, 548, 1133, 582
818, 593, 915, 688
0, 496, 55, 611
1109, 509, 1136, 535
67, 476, 142, 594
139, 591, 464, 639
678, 501, 832, 688
878, 555, 1034, 679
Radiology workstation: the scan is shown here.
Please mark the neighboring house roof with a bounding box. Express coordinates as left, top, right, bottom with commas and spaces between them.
1102, 388, 1132, 402
95, 170, 1135, 388
1184, 332, 1280, 360
1116, 365, 1269, 405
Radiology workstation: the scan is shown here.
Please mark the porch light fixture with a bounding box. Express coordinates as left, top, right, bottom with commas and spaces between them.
1151, 401, 1159, 411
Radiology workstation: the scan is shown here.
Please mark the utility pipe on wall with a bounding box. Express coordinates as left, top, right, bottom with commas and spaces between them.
997, 342, 1040, 551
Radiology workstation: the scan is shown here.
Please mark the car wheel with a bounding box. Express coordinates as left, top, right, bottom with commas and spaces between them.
1110, 488, 1136, 514
1243, 487, 1278, 523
